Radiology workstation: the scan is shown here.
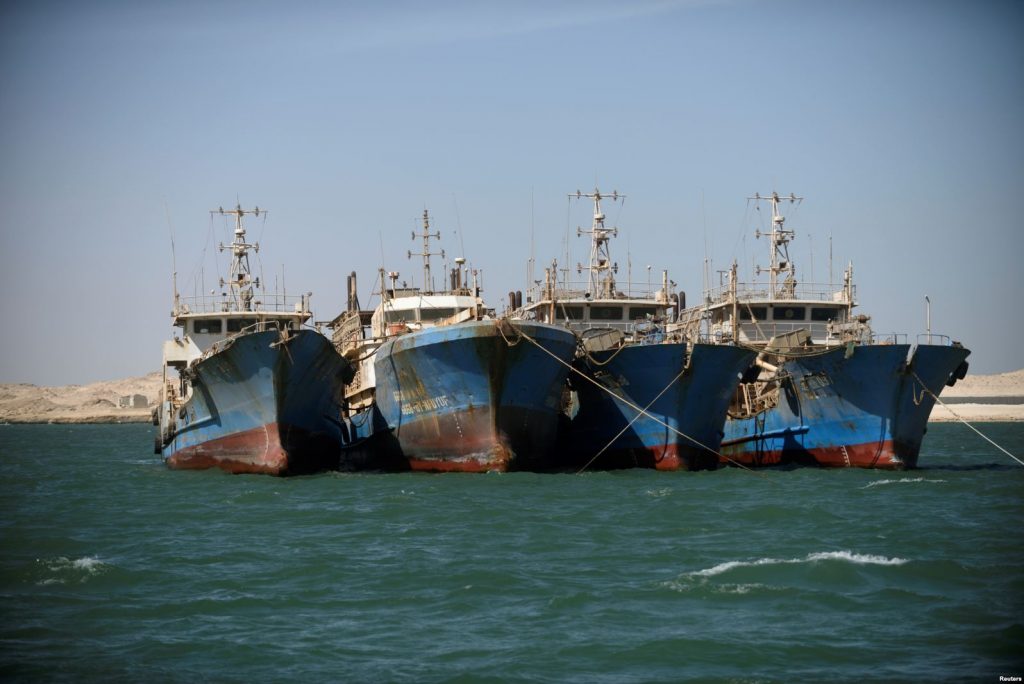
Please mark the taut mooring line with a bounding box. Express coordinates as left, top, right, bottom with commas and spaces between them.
912, 370, 1022, 467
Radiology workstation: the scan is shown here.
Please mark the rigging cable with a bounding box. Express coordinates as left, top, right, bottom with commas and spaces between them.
911, 370, 1022, 467
574, 363, 686, 474
506, 321, 767, 477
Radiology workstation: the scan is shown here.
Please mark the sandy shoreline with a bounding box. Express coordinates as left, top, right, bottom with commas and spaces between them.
0, 372, 161, 425
928, 402, 1024, 422
1, 368, 1021, 425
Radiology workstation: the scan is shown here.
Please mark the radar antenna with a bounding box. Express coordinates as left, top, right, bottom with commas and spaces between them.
215, 203, 262, 311
572, 188, 623, 298
408, 209, 445, 294
751, 192, 802, 298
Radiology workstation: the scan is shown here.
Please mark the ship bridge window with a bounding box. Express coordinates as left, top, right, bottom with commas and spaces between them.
193, 319, 222, 334
227, 318, 258, 332
265, 318, 296, 330
383, 310, 410, 323
811, 307, 840, 322
739, 306, 767, 321
555, 305, 584, 321
628, 306, 658, 320
772, 306, 805, 321
419, 307, 457, 322
590, 306, 623, 321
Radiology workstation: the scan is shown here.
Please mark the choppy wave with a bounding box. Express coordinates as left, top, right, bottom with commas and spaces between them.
688, 551, 908, 578
3, 422, 1020, 683
645, 487, 673, 498
35, 556, 108, 585
862, 477, 947, 489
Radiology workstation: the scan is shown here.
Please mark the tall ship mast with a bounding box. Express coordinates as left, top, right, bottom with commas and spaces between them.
326, 208, 578, 472
514, 188, 754, 471
679, 192, 970, 469
155, 204, 352, 475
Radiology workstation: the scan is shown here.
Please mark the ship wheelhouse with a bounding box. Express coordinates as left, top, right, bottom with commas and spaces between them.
529, 298, 669, 336
177, 311, 308, 354
679, 192, 862, 349
705, 297, 854, 347
370, 291, 483, 337
512, 188, 681, 345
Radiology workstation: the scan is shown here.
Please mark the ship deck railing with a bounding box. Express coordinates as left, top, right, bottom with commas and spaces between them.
874, 332, 910, 345
174, 293, 309, 316
194, 318, 310, 363
681, 328, 957, 349
703, 281, 855, 305
523, 279, 669, 305
865, 333, 952, 346
561, 320, 683, 337
916, 333, 954, 346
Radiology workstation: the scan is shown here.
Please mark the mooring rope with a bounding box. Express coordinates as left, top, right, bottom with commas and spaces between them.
575, 365, 687, 474
507, 321, 762, 474
911, 370, 1022, 467
582, 339, 629, 367
735, 340, 840, 360
496, 319, 524, 347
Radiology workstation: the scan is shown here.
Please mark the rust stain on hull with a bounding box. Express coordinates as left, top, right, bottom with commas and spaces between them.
166, 421, 340, 475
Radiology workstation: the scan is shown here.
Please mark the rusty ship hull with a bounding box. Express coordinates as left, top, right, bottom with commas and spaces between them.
564, 343, 756, 471
158, 329, 352, 475
719, 343, 970, 469
368, 319, 577, 472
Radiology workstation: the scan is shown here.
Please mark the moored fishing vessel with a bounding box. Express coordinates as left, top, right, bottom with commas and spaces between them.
328, 211, 578, 472
513, 189, 755, 471
155, 205, 352, 475
676, 192, 970, 469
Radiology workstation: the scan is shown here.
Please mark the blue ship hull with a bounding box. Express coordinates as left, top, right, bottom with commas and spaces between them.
563, 342, 756, 471
720, 343, 970, 469
341, 320, 577, 472
158, 329, 352, 475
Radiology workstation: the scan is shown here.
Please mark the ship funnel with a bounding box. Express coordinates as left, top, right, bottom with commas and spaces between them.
347, 271, 360, 312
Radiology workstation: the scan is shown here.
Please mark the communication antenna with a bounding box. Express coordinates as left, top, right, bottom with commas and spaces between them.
528, 187, 535, 294
829, 234, 834, 289
213, 203, 262, 311
751, 192, 802, 298
408, 209, 444, 294
452, 194, 467, 259
572, 187, 624, 298
164, 199, 179, 312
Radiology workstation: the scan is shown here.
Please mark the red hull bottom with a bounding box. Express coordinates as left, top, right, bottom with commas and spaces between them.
563, 442, 718, 472
722, 439, 911, 470
396, 407, 558, 473
165, 422, 340, 475
399, 436, 512, 473
406, 451, 511, 473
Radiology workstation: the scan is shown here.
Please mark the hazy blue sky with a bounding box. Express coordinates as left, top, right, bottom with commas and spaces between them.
1, 0, 1021, 385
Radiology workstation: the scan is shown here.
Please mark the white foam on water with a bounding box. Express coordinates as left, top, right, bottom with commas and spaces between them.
35, 556, 108, 585
689, 557, 784, 577
804, 550, 908, 566
41, 556, 106, 572
645, 487, 673, 498
71, 556, 105, 572
688, 550, 908, 577
862, 477, 946, 489
714, 583, 769, 595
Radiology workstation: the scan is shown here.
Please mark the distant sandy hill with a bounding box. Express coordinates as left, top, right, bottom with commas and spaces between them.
940, 368, 1024, 398
930, 367, 1024, 422
0, 367, 1021, 424
0, 372, 161, 424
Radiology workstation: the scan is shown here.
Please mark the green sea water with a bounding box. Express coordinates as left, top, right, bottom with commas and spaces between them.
1, 423, 1022, 683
